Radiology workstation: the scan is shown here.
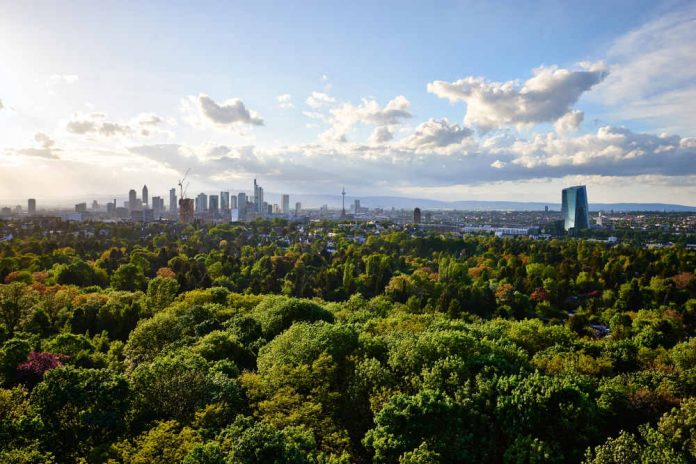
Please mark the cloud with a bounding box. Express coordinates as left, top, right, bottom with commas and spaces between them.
9, 132, 60, 159
400, 118, 472, 150
591, 5, 696, 134
369, 126, 393, 144
428, 63, 607, 131
306, 91, 335, 109
128, 125, 694, 197
323, 95, 412, 143
0, 99, 3, 110
277, 94, 294, 109
48, 74, 79, 85
65, 112, 166, 137
195, 94, 263, 127
554, 110, 584, 134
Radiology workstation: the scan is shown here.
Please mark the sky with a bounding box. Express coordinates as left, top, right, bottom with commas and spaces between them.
0, 0, 695, 207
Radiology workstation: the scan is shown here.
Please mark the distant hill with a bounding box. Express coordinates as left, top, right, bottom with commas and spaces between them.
290, 194, 696, 212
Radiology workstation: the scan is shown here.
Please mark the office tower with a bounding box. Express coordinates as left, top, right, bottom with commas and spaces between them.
220, 191, 230, 210
413, 207, 422, 224
238, 192, 247, 219
92, 200, 99, 210
179, 198, 194, 224
209, 195, 219, 214
354, 199, 360, 213
142, 185, 149, 207
169, 188, 177, 214
128, 189, 137, 211
107, 201, 116, 215
27, 199, 36, 215
295, 202, 301, 216
281, 194, 290, 215
152, 196, 162, 217
195, 193, 208, 212
561, 185, 589, 232
75, 203, 87, 212
267, 204, 272, 215
230, 195, 237, 210
258, 187, 264, 213
253, 179, 260, 212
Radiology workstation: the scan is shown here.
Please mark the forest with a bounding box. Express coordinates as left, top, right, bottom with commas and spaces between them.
0, 220, 694, 463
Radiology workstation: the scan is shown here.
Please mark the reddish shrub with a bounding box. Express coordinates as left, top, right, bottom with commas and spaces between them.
16, 351, 68, 388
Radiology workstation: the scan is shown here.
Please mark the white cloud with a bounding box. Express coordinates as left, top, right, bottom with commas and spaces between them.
194, 94, 264, 127
369, 126, 393, 144
48, 74, 79, 85
428, 63, 607, 131
305, 91, 335, 109
8, 132, 60, 159
277, 94, 294, 109
128, 125, 695, 197
591, 5, 696, 135
554, 110, 584, 134
400, 118, 472, 150
65, 111, 167, 137
323, 95, 412, 143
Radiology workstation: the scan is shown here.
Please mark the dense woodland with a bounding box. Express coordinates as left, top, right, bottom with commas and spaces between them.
0, 220, 695, 463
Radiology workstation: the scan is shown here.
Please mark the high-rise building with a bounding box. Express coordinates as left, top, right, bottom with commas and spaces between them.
75, 202, 87, 212
128, 189, 137, 211
220, 192, 230, 210
295, 202, 301, 217
142, 185, 149, 207
169, 188, 177, 214
561, 185, 589, 232
230, 195, 237, 210
281, 194, 290, 215
413, 207, 422, 224
253, 179, 259, 212
354, 199, 360, 213
195, 193, 208, 212
238, 192, 247, 219
209, 195, 219, 214
258, 187, 264, 214
152, 196, 163, 217
27, 199, 36, 215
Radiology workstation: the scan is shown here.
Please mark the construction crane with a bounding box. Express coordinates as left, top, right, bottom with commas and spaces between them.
178, 168, 190, 200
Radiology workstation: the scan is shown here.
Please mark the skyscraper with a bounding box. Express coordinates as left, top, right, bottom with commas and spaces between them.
220, 191, 230, 210
281, 194, 290, 215
27, 199, 36, 215
209, 195, 219, 214
128, 189, 137, 211
142, 185, 149, 207
196, 193, 208, 212
230, 195, 237, 210
354, 199, 360, 213
238, 192, 247, 219
169, 188, 177, 214
295, 202, 301, 217
413, 207, 421, 224
561, 185, 589, 232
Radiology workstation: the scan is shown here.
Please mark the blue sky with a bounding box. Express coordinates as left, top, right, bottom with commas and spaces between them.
0, 0, 694, 206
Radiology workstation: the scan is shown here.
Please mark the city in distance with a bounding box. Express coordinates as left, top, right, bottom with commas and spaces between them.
0, 1, 695, 464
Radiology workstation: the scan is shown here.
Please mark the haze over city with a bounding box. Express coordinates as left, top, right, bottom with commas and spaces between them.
1, 0, 695, 205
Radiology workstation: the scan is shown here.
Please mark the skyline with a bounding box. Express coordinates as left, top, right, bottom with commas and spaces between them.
1, 1, 695, 205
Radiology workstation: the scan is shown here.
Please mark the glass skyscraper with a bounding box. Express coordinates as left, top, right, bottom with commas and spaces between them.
561, 185, 589, 232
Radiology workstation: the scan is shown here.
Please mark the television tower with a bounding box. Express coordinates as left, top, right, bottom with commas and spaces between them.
341, 186, 346, 218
